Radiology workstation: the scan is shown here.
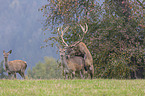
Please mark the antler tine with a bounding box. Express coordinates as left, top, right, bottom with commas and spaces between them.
80, 23, 88, 34
80, 25, 85, 32
85, 23, 88, 33
58, 26, 69, 47
79, 23, 88, 41
58, 28, 61, 36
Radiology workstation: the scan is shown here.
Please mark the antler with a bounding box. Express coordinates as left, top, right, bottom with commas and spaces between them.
58, 23, 88, 47
71, 23, 88, 47
58, 26, 69, 47
79, 23, 88, 41
80, 23, 88, 34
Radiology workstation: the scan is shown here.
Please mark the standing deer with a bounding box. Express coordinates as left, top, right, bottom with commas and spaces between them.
58, 24, 94, 79
3, 50, 27, 79
59, 47, 85, 79
68, 42, 94, 79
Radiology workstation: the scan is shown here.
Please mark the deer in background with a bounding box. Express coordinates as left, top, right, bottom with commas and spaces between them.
3, 50, 27, 79
59, 47, 85, 79
58, 24, 94, 79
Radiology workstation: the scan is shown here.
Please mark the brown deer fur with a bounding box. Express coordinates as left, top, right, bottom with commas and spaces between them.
3, 50, 27, 79
68, 42, 94, 79
59, 48, 85, 79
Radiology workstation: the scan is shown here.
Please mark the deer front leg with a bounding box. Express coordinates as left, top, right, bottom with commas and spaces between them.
64, 70, 68, 79
19, 72, 25, 79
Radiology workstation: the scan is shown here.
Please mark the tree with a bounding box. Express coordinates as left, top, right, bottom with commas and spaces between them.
27, 57, 63, 79
92, 0, 145, 78
41, 0, 145, 79
40, 0, 101, 47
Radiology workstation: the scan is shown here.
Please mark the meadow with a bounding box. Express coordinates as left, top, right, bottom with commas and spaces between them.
0, 79, 144, 96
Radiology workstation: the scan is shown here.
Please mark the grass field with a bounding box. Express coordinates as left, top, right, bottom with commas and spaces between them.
0, 79, 144, 96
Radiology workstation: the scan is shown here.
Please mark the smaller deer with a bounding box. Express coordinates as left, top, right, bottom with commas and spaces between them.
3, 50, 27, 79
59, 47, 85, 79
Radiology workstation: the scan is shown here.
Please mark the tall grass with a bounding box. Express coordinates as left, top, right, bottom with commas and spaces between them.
0, 79, 144, 96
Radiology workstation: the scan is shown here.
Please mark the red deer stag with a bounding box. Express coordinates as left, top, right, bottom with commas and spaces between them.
59, 47, 85, 79
3, 50, 27, 79
58, 24, 94, 79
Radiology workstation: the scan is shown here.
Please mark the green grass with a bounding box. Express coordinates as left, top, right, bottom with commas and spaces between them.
0, 79, 144, 96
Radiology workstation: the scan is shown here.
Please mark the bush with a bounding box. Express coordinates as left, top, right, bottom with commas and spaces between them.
27, 57, 63, 79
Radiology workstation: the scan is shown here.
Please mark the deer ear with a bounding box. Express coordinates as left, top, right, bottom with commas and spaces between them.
3, 50, 5, 53
9, 50, 12, 54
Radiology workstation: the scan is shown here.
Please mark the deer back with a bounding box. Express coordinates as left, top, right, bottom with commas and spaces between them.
67, 56, 84, 71
77, 42, 93, 61
8, 60, 27, 72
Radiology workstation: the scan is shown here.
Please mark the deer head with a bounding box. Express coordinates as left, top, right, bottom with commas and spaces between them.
3, 50, 12, 58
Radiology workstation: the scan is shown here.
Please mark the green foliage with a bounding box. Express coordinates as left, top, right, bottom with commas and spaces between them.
40, 0, 102, 47
27, 57, 63, 79
92, 0, 145, 79
40, 0, 98, 26
41, 0, 145, 79
0, 79, 145, 96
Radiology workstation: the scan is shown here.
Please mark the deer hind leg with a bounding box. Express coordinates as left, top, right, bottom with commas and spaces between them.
80, 70, 84, 79
20, 69, 26, 79
83, 66, 89, 79
19, 72, 25, 79
89, 65, 94, 79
